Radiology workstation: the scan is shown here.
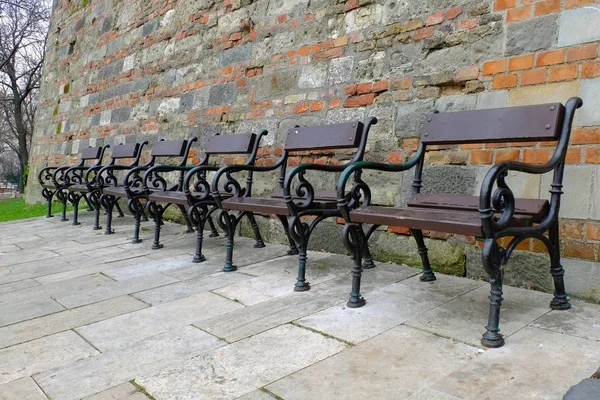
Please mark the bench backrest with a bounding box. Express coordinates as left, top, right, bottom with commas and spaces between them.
111, 143, 140, 159
423, 103, 564, 145
80, 146, 103, 160
284, 121, 364, 151
151, 140, 188, 157
205, 133, 256, 154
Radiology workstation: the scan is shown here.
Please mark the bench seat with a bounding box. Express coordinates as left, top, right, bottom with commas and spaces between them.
147, 191, 226, 205
407, 194, 548, 223
349, 206, 534, 237
68, 184, 90, 193
223, 189, 344, 215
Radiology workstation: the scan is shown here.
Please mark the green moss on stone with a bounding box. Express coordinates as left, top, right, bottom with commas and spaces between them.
56, 122, 62, 134
63, 83, 70, 94
53, 105, 59, 116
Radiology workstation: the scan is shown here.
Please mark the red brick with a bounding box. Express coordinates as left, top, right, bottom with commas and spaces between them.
414, 26, 435, 40
295, 103, 310, 113
572, 128, 600, 144
277, 14, 287, 24
520, 68, 546, 86
566, 0, 595, 7
357, 82, 373, 94
563, 240, 596, 260
426, 11, 444, 26
507, 5, 531, 22
548, 64, 578, 82
587, 223, 600, 241
389, 226, 411, 235
471, 150, 493, 164
534, 0, 560, 15
582, 61, 600, 78
536, 49, 564, 66
390, 77, 411, 90
344, 0, 359, 12
454, 66, 479, 81
494, 0, 516, 10
494, 149, 520, 162
311, 101, 324, 111
508, 54, 534, 71
458, 18, 478, 30
344, 84, 357, 95
492, 73, 517, 89
312, 47, 343, 62
372, 80, 389, 93
445, 7, 463, 19
566, 43, 598, 62
482, 59, 506, 75
585, 146, 600, 163
298, 45, 310, 56
561, 220, 585, 239
344, 94, 375, 108
523, 148, 550, 164
565, 148, 581, 164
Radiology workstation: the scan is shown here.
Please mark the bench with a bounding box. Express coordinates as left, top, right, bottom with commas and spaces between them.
144, 131, 267, 260
38, 146, 108, 221
211, 119, 377, 286
99, 138, 198, 243
336, 97, 583, 348
74, 142, 148, 230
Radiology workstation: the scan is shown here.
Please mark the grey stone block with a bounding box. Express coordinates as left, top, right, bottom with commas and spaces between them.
179, 91, 195, 112
506, 15, 558, 56
564, 379, 600, 400
434, 94, 477, 113
221, 44, 251, 66
576, 77, 600, 127
110, 107, 131, 124
476, 90, 508, 110
396, 100, 435, 138
298, 63, 328, 89
254, 69, 299, 100
558, 3, 600, 47
327, 56, 354, 85
142, 18, 159, 36
101, 15, 113, 33
208, 83, 236, 105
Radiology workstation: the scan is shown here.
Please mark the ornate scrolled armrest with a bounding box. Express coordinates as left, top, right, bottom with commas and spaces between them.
336, 144, 425, 221
211, 153, 286, 207
38, 166, 59, 186
142, 165, 194, 193
51, 165, 76, 188
183, 165, 221, 203
282, 163, 345, 215
96, 164, 132, 187
124, 163, 153, 192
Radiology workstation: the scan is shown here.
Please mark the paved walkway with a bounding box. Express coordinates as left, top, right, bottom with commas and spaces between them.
0, 212, 598, 400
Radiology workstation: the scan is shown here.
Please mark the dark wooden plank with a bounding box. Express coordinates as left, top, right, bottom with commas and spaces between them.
68, 184, 89, 193
101, 186, 127, 197
284, 121, 363, 151
423, 103, 564, 144
81, 147, 103, 160
270, 188, 342, 201
205, 133, 256, 154
148, 191, 191, 205
407, 194, 549, 222
111, 144, 139, 159
222, 197, 290, 215
350, 206, 533, 237
151, 140, 187, 157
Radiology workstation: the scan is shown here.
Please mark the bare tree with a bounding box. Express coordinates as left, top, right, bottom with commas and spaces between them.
0, 0, 50, 192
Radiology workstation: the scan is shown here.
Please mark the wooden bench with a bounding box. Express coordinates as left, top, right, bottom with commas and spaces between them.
145, 131, 267, 261
211, 119, 377, 288
75, 142, 148, 230
38, 146, 109, 222
336, 97, 583, 348
100, 138, 198, 243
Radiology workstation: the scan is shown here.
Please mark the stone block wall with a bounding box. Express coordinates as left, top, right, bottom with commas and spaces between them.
28, 0, 600, 302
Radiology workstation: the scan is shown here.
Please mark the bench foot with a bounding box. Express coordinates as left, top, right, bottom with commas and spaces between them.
131, 238, 142, 244
92, 226, 102, 231
46, 214, 54, 218
294, 281, 310, 292
72, 222, 81, 226
347, 296, 366, 308
550, 297, 571, 310
419, 272, 437, 282
193, 255, 206, 263
185, 227, 195, 234
207, 216, 219, 237
104, 230, 114, 235
152, 243, 163, 250
254, 241, 266, 248
481, 331, 505, 348
223, 264, 237, 272
363, 260, 376, 269
287, 248, 300, 255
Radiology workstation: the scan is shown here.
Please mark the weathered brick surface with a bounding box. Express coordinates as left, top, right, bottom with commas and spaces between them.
27, 0, 600, 280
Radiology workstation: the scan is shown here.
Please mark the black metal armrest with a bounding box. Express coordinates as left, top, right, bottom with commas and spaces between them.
142, 164, 195, 192
38, 166, 59, 186
183, 165, 221, 202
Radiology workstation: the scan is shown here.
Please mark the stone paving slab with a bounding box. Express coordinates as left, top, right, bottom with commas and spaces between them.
431, 326, 600, 399
0, 330, 98, 385
0, 377, 48, 400
77, 292, 244, 351
265, 325, 480, 399
0, 295, 147, 349
83, 382, 150, 400
34, 326, 225, 400
136, 324, 348, 399
1, 213, 600, 400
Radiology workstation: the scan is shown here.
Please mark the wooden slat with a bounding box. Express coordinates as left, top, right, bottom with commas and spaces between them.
350, 206, 533, 237
423, 103, 564, 144
407, 194, 549, 222
111, 144, 139, 159
284, 121, 363, 151
151, 140, 187, 157
81, 147, 103, 160
205, 133, 256, 154
270, 189, 342, 201
148, 191, 191, 205
222, 197, 290, 215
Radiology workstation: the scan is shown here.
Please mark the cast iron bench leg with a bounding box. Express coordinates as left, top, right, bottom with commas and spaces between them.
548, 222, 571, 311
147, 201, 165, 250
276, 215, 299, 255
188, 206, 207, 263
42, 188, 55, 218
101, 194, 116, 235
410, 228, 436, 282
57, 189, 69, 222
128, 198, 143, 244
91, 192, 102, 230
344, 224, 367, 308
115, 201, 125, 218
481, 239, 505, 348
83, 194, 95, 212
177, 205, 194, 234
68, 191, 82, 226
217, 209, 238, 272
207, 216, 219, 237
246, 213, 266, 248
287, 216, 313, 292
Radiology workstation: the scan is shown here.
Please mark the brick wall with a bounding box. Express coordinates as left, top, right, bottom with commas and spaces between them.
28, 0, 600, 302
